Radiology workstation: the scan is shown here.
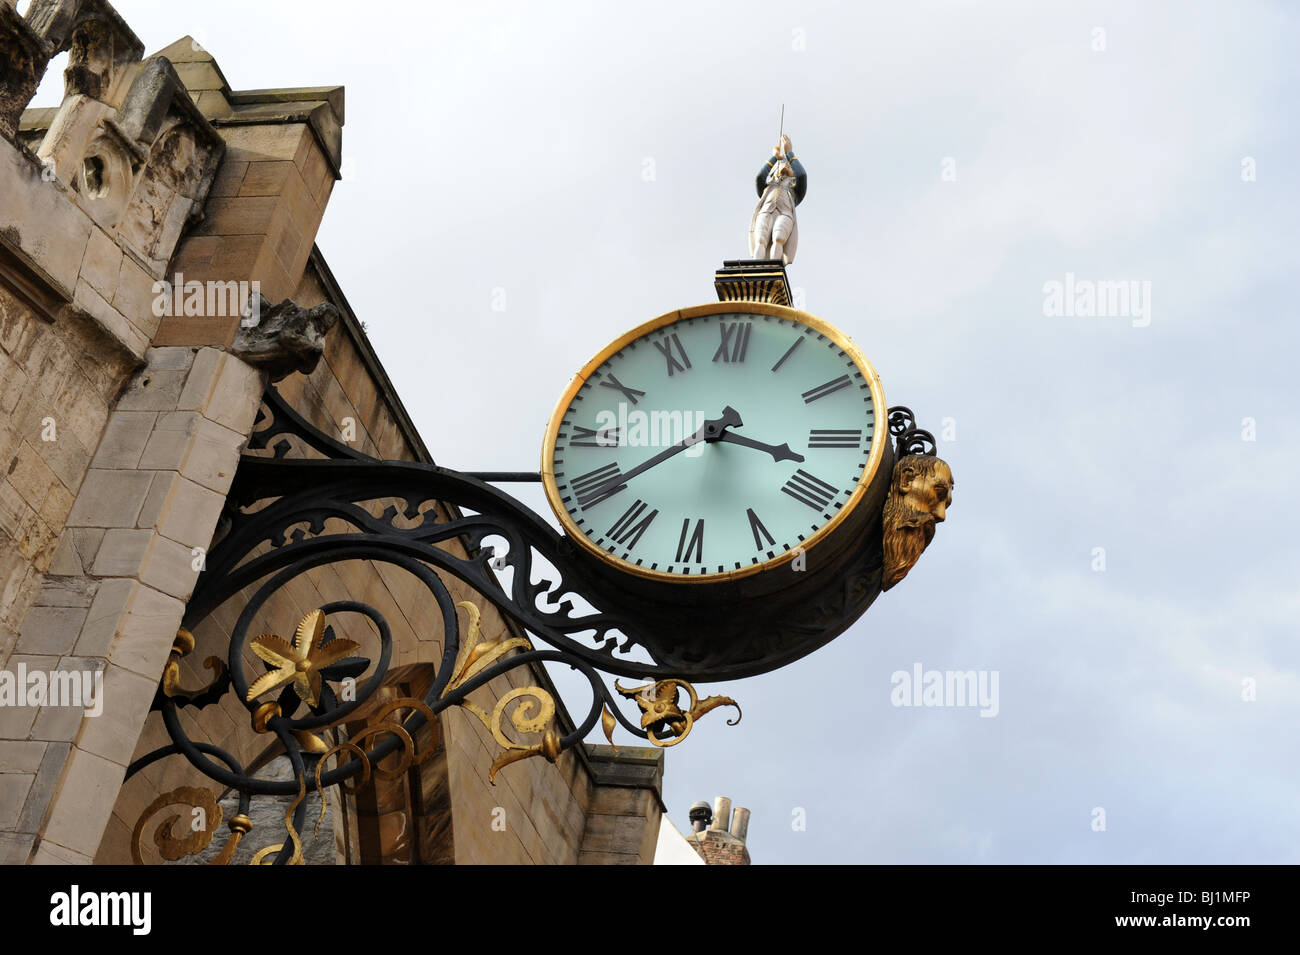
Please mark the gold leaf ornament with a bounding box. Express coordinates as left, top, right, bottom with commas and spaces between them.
614, 679, 741, 747
161, 628, 226, 701
131, 786, 222, 864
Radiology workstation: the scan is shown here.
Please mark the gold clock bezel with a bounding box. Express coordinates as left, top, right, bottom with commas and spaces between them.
540, 301, 888, 584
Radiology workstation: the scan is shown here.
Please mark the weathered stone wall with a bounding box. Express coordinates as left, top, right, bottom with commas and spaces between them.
0, 257, 129, 858
0, 0, 233, 861
0, 112, 181, 678
3, 342, 262, 864
0, 275, 138, 666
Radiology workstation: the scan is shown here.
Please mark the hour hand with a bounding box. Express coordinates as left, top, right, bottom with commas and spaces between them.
700, 406, 743, 441
717, 431, 805, 463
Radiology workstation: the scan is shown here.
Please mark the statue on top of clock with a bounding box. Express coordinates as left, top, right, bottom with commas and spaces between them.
748, 133, 807, 265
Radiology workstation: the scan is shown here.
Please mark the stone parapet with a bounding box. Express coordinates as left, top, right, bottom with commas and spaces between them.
577, 745, 665, 865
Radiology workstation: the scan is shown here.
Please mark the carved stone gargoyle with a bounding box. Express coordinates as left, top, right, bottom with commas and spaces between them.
881, 454, 954, 591
231, 294, 339, 381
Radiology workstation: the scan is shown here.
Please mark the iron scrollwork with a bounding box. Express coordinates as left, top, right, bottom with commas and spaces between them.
887, 405, 936, 457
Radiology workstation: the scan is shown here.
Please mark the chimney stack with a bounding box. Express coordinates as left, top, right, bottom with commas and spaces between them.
685, 795, 752, 865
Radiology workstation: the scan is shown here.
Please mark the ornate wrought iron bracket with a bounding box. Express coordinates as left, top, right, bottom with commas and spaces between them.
126, 386, 741, 864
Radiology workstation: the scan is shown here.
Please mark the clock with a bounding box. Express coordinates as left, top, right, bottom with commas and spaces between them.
541, 302, 890, 592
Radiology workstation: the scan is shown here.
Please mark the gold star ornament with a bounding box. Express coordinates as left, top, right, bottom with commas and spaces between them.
245, 610, 360, 707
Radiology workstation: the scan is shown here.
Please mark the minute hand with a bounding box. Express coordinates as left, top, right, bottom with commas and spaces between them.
716, 431, 805, 463
587, 406, 744, 498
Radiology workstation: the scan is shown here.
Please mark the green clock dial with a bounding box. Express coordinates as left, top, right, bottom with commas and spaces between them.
542, 302, 887, 583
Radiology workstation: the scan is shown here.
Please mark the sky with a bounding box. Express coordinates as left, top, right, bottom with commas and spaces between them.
33, 0, 1300, 863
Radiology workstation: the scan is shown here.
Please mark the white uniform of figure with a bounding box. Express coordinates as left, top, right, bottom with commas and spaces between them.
748, 135, 807, 264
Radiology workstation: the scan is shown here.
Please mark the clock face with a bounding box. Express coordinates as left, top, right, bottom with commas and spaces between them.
541, 303, 887, 582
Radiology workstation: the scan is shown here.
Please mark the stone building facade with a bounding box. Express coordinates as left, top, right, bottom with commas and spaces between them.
0, 0, 663, 865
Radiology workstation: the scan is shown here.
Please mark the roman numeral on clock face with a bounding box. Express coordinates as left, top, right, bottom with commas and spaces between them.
607, 499, 658, 548
746, 507, 775, 550
571, 425, 621, 447
712, 322, 752, 363
802, 375, 851, 403
599, 373, 645, 405
571, 463, 626, 509
675, 518, 704, 563
808, 428, 862, 448
653, 333, 692, 376
781, 469, 837, 510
